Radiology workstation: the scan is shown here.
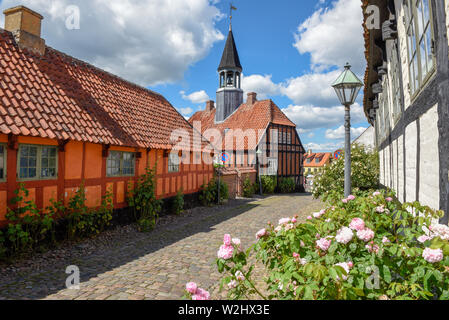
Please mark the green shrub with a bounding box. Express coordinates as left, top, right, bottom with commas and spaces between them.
242, 176, 255, 198
211, 191, 449, 300
278, 177, 296, 193
5, 184, 55, 254
65, 184, 114, 239
312, 144, 379, 202
260, 176, 277, 194
172, 189, 185, 215
128, 166, 162, 232
200, 178, 229, 206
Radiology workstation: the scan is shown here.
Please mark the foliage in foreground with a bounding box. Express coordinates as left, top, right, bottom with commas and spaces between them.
1, 183, 113, 260
312, 144, 379, 201
188, 190, 449, 300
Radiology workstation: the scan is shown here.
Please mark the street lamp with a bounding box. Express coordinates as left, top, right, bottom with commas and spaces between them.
256, 149, 263, 195
332, 63, 363, 198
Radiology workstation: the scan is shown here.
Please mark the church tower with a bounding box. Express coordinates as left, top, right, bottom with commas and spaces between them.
215, 24, 243, 123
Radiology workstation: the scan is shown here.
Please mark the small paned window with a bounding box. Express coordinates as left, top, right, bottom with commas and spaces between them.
18, 145, 58, 180
168, 153, 180, 173
0, 145, 6, 181
106, 151, 135, 177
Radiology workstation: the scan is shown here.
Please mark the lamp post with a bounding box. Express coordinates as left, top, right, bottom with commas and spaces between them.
331, 63, 363, 198
256, 149, 263, 195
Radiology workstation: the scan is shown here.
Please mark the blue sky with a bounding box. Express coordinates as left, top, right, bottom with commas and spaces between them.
0, 0, 369, 152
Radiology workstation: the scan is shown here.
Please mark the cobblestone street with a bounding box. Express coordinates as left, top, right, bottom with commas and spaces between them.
0, 194, 323, 300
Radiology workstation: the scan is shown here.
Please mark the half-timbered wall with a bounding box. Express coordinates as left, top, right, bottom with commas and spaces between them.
0, 134, 214, 223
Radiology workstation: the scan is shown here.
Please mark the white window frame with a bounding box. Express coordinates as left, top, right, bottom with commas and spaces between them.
0, 144, 6, 182
106, 151, 136, 177
404, 0, 435, 97
168, 152, 180, 173
17, 144, 58, 181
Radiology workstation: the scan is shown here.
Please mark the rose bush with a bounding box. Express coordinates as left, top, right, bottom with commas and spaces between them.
189, 190, 449, 300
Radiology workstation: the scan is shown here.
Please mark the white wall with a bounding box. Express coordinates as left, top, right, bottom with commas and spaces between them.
419, 104, 440, 209
405, 121, 417, 202
353, 126, 375, 150
397, 136, 404, 202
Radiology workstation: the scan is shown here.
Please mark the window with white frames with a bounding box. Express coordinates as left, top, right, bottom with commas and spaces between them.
18, 145, 58, 180
390, 42, 403, 125
106, 151, 135, 177
405, 0, 435, 95
0, 144, 5, 181
168, 152, 180, 173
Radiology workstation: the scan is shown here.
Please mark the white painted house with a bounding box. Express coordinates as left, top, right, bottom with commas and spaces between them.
361, 0, 449, 224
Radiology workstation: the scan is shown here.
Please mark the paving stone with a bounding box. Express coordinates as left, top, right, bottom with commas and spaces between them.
0, 194, 323, 300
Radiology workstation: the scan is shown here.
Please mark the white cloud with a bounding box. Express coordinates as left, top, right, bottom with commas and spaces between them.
282, 103, 366, 131
241, 74, 281, 99
280, 70, 341, 106
180, 90, 210, 104
0, 0, 225, 86
325, 125, 368, 140
305, 141, 343, 152
293, 0, 365, 74
179, 107, 194, 116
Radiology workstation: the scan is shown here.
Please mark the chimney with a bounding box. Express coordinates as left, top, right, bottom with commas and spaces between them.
247, 92, 257, 105
206, 100, 215, 112
3, 6, 45, 55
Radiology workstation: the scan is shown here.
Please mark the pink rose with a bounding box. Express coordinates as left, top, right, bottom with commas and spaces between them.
342, 199, 348, 204
291, 217, 297, 224
335, 262, 353, 281
376, 206, 385, 213
307, 216, 313, 220
279, 218, 291, 225
223, 234, 232, 246
335, 227, 354, 244
347, 195, 356, 201
186, 282, 198, 294
347, 261, 354, 268
349, 218, 366, 231
316, 238, 332, 251
385, 197, 393, 202
217, 244, 234, 260
373, 191, 381, 196
293, 252, 300, 259
422, 248, 444, 263
256, 228, 267, 240
357, 228, 375, 242
192, 288, 210, 300
382, 237, 391, 244
235, 271, 245, 281
232, 238, 241, 246
418, 235, 431, 243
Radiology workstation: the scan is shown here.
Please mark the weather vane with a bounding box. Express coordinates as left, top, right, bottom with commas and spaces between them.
229, 3, 237, 31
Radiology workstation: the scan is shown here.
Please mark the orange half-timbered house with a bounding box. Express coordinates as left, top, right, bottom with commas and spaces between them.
0, 6, 214, 224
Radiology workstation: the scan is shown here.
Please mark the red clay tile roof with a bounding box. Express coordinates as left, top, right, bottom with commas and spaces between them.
0, 28, 197, 150
303, 152, 332, 167
189, 99, 296, 150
